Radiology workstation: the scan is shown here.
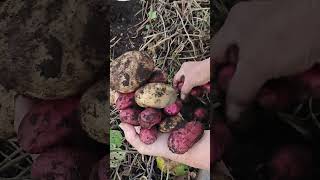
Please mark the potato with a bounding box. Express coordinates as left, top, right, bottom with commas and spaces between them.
139, 108, 162, 129
159, 115, 184, 133
110, 89, 119, 106
31, 146, 98, 180
110, 51, 155, 93
269, 144, 313, 180
164, 99, 183, 116
202, 82, 211, 93
190, 87, 204, 97
168, 121, 204, 154
18, 97, 81, 153
119, 108, 141, 126
116, 92, 135, 110
80, 81, 108, 144
0, 84, 16, 140
135, 83, 177, 108
148, 68, 168, 83
139, 127, 158, 145
0, 1, 108, 99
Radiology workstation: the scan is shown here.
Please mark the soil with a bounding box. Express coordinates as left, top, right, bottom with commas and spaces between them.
110, 1, 143, 58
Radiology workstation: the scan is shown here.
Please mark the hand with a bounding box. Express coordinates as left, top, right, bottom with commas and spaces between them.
174, 58, 210, 100
212, 0, 320, 122
119, 123, 210, 170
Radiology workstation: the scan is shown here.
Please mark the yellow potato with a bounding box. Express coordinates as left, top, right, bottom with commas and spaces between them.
135, 83, 177, 108
110, 51, 154, 93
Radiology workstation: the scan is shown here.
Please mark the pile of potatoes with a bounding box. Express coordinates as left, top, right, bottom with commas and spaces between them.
111, 51, 210, 154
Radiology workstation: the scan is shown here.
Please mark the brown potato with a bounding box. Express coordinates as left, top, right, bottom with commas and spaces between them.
0, 84, 16, 140
110, 51, 155, 93
135, 83, 177, 108
0, 1, 108, 99
80, 81, 108, 144
159, 115, 184, 133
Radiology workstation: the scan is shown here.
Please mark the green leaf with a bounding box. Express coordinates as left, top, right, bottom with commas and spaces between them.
110, 148, 126, 168
110, 130, 123, 148
148, 10, 157, 20
173, 164, 189, 176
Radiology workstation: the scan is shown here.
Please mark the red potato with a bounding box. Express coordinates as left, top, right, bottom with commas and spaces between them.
18, 97, 81, 154
217, 64, 236, 92
119, 108, 141, 126
116, 92, 135, 110
31, 146, 98, 180
201, 82, 211, 93
168, 121, 204, 154
297, 64, 320, 98
193, 107, 208, 120
148, 68, 168, 83
269, 144, 313, 180
139, 108, 162, 129
139, 127, 158, 145
212, 121, 233, 163
190, 87, 204, 97
163, 99, 183, 116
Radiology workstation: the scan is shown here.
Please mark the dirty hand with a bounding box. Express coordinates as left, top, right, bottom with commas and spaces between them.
213, 0, 320, 122
174, 58, 210, 100
119, 123, 210, 170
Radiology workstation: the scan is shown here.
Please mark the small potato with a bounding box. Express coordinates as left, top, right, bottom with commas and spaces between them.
139, 127, 158, 145
159, 115, 184, 133
110, 51, 155, 93
139, 108, 162, 129
116, 92, 135, 110
168, 121, 204, 154
148, 68, 168, 83
163, 99, 183, 116
119, 108, 141, 126
135, 83, 177, 108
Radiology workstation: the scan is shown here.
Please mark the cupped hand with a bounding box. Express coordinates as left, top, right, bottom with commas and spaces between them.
173, 58, 210, 100
212, 0, 320, 122
119, 123, 210, 170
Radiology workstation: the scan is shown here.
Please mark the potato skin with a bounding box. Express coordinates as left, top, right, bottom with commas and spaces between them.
135, 83, 177, 108
18, 97, 81, 153
80, 81, 108, 144
110, 51, 155, 93
159, 115, 184, 133
116, 92, 135, 110
139, 127, 158, 145
163, 99, 182, 116
139, 108, 162, 129
0, 0, 108, 99
168, 121, 204, 154
0, 84, 16, 140
119, 108, 141, 126
31, 146, 98, 180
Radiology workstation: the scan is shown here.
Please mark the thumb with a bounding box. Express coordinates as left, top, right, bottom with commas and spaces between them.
225, 61, 267, 123
180, 80, 193, 100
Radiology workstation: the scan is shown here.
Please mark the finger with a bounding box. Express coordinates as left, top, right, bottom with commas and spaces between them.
226, 61, 267, 123
180, 79, 193, 100
119, 123, 142, 148
173, 68, 184, 87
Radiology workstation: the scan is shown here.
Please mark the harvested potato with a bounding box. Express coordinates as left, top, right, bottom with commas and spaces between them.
190, 87, 204, 97
148, 68, 168, 83
159, 115, 184, 133
116, 92, 135, 110
18, 97, 81, 153
0, 84, 16, 140
31, 146, 98, 180
119, 108, 141, 126
139, 127, 158, 145
164, 99, 183, 116
110, 51, 155, 93
135, 83, 177, 108
110, 89, 119, 106
80, 81, 108, 144
0, 0, 108, 99
168, 121, 204, 154
139, 108, 162, 129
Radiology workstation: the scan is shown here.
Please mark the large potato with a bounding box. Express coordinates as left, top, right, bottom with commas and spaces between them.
110, 51, 155, 93
0, 0, 108, 99
80, 81, 108, 144
135, 83, 177, 108
0, 84, 16, 140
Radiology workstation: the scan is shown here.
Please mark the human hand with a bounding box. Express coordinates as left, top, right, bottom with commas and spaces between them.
173, 58, 210, 100
119, 123, 210, 170
212, 0, 320, 122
